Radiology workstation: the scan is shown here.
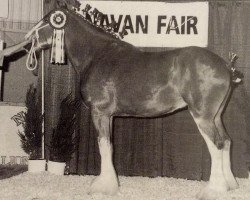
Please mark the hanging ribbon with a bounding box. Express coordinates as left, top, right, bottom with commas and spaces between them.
50, 29, 65, 64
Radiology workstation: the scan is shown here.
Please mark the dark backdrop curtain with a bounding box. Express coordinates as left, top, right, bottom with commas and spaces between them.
43, 0, 250, 180
208, 1, 250, 178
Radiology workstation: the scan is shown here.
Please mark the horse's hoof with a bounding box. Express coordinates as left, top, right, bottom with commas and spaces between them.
229, 181, 239, 190
227, 177, 239, 190
196, 184, 229, 200
89, 175, 119, 195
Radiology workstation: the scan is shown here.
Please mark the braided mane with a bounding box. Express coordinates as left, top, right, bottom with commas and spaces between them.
65, 4, 127, 40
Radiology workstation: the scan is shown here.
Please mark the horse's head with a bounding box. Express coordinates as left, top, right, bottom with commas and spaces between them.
25, 0, 80, 49
25, 9, 68, 51
24, 0, 126, 71
24, 6, 71, 69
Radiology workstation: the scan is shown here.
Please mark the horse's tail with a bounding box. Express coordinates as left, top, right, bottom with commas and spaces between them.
227, 52, 243, 84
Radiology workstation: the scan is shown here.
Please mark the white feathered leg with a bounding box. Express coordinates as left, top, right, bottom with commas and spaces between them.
89, 137, 119, 195
222, 140, 238, 190
197, 133, 229, 200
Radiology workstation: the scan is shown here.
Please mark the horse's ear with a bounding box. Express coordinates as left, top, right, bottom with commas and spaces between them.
56, 0, 68, 9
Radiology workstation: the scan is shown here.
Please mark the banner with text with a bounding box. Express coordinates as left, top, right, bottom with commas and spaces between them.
80, 1, 209, 47
0, 104, 28, 165
0, 0, 8, 18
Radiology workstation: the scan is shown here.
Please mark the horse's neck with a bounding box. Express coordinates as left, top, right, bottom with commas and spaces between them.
64, 12, 117, 72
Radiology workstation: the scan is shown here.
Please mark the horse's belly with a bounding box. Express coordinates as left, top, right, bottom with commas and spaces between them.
142, 89, 187, 116
117, 84, 187, 117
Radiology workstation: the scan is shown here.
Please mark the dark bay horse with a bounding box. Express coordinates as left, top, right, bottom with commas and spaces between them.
25, 5, 240, 200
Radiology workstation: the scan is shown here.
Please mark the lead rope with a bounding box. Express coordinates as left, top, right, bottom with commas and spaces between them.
25, 23, 50, 71
26, 37, 38, 71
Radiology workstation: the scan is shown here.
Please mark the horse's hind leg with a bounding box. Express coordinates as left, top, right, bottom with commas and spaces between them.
89, 114, 119, 195
188, 86, 237, 200
192, 116, 229, 200
214, 92, 238, 190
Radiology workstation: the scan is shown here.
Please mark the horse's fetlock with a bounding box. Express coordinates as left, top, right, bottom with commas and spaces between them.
215, 140, 224, 150
214, 134, 226, 150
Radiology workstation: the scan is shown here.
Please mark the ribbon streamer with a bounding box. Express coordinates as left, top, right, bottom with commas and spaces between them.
50, 29, 65, 64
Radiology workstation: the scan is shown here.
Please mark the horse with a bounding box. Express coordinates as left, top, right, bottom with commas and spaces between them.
24, 4, 241, 200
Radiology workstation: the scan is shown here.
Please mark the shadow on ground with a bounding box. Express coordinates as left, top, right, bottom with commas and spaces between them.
0, 165, 28, 180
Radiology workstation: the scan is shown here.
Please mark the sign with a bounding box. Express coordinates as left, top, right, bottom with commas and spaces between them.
0, 0, 8, 19
0, 103, 28, 165
79, 1, 209, 47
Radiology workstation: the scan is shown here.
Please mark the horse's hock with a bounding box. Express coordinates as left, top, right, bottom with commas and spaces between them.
41, 0, 250, 180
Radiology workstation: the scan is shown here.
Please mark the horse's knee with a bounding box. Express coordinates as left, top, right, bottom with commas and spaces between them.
92, 113, 112, 137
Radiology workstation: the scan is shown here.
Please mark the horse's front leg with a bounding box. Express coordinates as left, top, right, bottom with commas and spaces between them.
89, 114, 119, 195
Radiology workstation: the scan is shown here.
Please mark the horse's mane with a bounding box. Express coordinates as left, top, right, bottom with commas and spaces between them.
65, 8, 122, 42
62, 7, 138, 56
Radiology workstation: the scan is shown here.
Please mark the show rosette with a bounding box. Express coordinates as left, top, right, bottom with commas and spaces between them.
49, 10, 67, 64
49, 10, 67, 29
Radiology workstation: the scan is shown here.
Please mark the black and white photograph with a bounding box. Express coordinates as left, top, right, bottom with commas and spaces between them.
0, 0, 249, 199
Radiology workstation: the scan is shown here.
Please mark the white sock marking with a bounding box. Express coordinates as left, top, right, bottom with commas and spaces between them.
222, 141, 238, 189
201, 133, 228, 191
90, 137, 118, 195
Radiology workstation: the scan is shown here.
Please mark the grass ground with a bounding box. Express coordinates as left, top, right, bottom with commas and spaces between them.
0, 165, 28, 180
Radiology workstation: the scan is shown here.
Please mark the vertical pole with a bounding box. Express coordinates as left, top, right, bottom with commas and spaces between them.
41, 49, 45, 159
41, 0, 45, 159
0, 69, 2, 101
0, 39, 4, 101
